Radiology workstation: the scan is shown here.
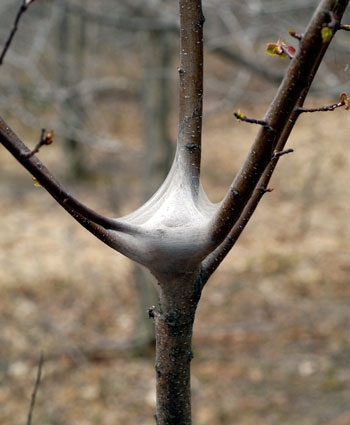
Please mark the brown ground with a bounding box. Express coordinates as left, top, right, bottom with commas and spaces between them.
0, 101, 349, 425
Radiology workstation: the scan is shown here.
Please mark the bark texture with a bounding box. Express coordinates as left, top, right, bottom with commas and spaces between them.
152, 271, 202, 425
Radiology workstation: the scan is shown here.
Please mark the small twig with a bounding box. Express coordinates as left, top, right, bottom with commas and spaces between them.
280, 44, 295, 60
325, 12, 350, 32
296, 101, 345, 114
22, 129, 54, 159
26, 351, 44, 425
1, 116, 139, 235
0, 0, 36, 65
234, 112, 272, 129
266, 37, 296, 59
272, 148, 294, 160
289, 27, 302, 41
258, 186, 274, 194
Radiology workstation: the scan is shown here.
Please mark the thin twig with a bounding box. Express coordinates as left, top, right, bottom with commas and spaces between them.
26, 351, 44, 425
233, 112, 272, 129
22, 129, 54, 159
289, 27, 303, 41
272, 148, 294, 159
0, 0, 36, 66
258, 186, 274, 194
280, 45, 295, 60
325, 11, 350, 31
296, 101, 345, 113
0, 116, 138, 236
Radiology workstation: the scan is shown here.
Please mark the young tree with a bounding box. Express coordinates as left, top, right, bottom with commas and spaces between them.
0, 0, 349, 424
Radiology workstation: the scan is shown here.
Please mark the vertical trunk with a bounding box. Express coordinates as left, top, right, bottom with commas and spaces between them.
154, 309, 195, 425
57, 1, 87, 178
152, 272, 202, 425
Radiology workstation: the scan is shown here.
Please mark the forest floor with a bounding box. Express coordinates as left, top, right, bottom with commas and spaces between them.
0, 100, 349, 425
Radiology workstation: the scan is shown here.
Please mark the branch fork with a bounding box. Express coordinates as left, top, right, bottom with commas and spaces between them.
21, 129, 54, 159
1, 0, 348, 283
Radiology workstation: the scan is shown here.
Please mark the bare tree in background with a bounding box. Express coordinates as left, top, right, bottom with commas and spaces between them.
1, 1, 350, 424
0, 0, 348, 143
57, 0, 88, 178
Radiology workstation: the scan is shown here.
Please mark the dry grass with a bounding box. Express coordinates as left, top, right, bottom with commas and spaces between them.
0, 101, 349, 425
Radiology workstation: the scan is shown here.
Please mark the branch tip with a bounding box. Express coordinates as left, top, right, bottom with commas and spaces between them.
266, 37, 296, 59
289, 26, 302, 41
280, 45, 295, 60
261, 187, 274, 194
296, 93, 349, 114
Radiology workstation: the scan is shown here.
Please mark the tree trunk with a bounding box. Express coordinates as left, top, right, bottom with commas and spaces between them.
151, 271, 202, 425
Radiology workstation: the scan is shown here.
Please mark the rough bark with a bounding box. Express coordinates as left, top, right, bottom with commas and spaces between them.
151, 271, 202, 425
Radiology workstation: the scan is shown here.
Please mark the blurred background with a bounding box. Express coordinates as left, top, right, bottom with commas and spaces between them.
0, 1, 349, 424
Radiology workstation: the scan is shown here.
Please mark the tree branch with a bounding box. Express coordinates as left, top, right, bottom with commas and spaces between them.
0, 0, 37, 66
208, 0, 349, 249
202, 117, 297, 280
26, 351, 44, 425
22, 128, 54, 159
0, 117, 138, 241
234, 111, 272, 129
177, 0, 205, 190
296, 98, 347, 113
202, 35, 346, 281
202, 96, 301, 280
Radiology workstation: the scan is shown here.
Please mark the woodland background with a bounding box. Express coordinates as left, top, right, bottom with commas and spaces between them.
0, 1, 349, 424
